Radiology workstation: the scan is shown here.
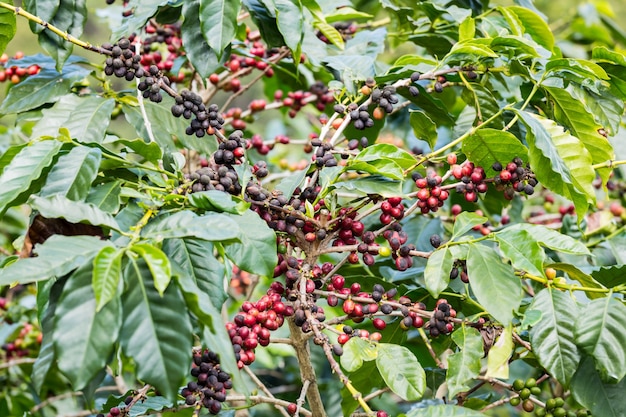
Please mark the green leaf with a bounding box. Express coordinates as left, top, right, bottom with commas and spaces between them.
92, 246, 124, 312
112, 138, 163, 164
86, 181, 122, 213
54, 262, 121, 389
333, 176, 402, 198
545, 58, 609, 82
120, 257, 192, 400
503, 6, 554, 52
142, 211, 240, 241
188, 190, 245, 214
352, 143, 417, 169
0, 139, 63, 215
575, 297, 626, 382
345, 159, 404, 180
461, 129, 528, 177
313, 20, 344, 50
591, 265, 626, 289
376, 343, 426, 401
39, 146, 101, 201
325, 7, 372, 23
447, 325, 484, 398
111, 0, 170, 39
571, 356, 626, 417
406, 404, 486, 417
275, 0, 303, 64
547, 263, 605, 299
222, 210, 277, 277
543, 86, 614, 184
529, 288, 581, 387
29, 194, 121, 232
592, 46, 626, 66
0, 235, 108, 285
444, 40, 497, 63
341, 337, 378, 372
36, 0, 87, 70
0, 65, 90, 114
568, 83, 623, 137
466, 243, 522, 324
516, 111, 595, 219
423, 247, 453, 298
199, 0, 241, 60
130, 243, 172, 295
459, 17, 475, 41
410, 110, 438, 150
31, 95, 115, 144
502, 223, 590, 255
485, 323, 512, 379
0, 7, 17, 55
461, 84, 505, 129
451, 212, 487, 240
181, 0, 224, 78
493, 229, 544, 277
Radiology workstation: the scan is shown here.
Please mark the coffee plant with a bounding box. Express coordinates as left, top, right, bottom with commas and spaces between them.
0, 0, 625, 416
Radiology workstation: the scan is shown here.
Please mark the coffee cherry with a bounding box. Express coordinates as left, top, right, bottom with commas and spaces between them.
523, 399, 535, 412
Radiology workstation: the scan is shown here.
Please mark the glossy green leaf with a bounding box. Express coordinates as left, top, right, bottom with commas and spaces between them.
353, 144, 417, 169
86, 181, 122, 213
341, 337, 378, 372
493, 229, 544, 277
54, 262, 121, 389
543, 86, 614, 184
29, 194, 121, 232
36, 0, 87, 70
0, 7, 16, 55
423, 247, 453, 298
222, 210, 277, 277
504, 6, 553, 51
31, 95, 115, 144
92, 246, 124, 312
130, 243, 172, 295
444, 40, 497, 62
376, 343, 425, 401
485, 324, 512, 379
347, 159, 404, 180
451, 212, 487, 240
591, 265, 626, 289
529, 288, 580, 387
517, 111, 595, 219
459, 17, 475, 41
575, 297, 626, 382
447, 325, 484, 398
571, 357, 626, 417
466, 243, 522, 324
120, 257, 192, 400
111, 0, 170, 40
0, 139, 63, 215
547, 263, 605, 299
275, 0, 303, 63
39, 146, 101, 201
142, 211, 240, 241
113, 138, 163, 163
461, 129, 528, 177
406, 404, 486, 417
410, 110, 438, 150
333, 176, 402, 198
0, 235, 110, 286
0, 65, 90, 114
461, 84, 505, 129
199, 0, 241, 60
568, 82, 624, 139
181, 0, 224, 78
188, 190, 245, 214
592, 46, 626, 66
502, 223, 590, 255
313, 20, 344, 50
545, 58, 608, 82
325, 7, 372, 23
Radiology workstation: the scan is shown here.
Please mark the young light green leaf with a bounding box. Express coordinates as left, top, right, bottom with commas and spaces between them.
575, 297, 626, 382
313, 20, 345, 50
39, 146, 102, 201
86, 181, 122, 213
410, 110, 438, 150
424, 247, 453, 298
504, 6, 554, 51
120, 257, 192, 400
0, 139, 63, 215
130, 243, 173, 295
199, 0, 241, 60
0, 7, 16, 56
0, 235, 109, 286
188, 190, 246, 214
341, 336, 378, 372
466, 243, 522, 324
333, 176, 403, 198
485, 324, 512, 379
459, 17, 475, 41
92, 246, 124, 312
451, 212, 488, 240
376, 343, 426, 401
461, 129, 528, 177
502, 223, 590, 255
529, 288, 581, 387
353, 144, 417, 169
54, 263, 121, 389
29, 194, 121, 232
447, 326, 484, 398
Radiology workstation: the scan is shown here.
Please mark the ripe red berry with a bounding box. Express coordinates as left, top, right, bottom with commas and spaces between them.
373, 318, 386, 330
447, 153, 457, 165
377, 411, 389, 417
500, 170, 512, 181
451, 204, 462, 215
287, 403, 297, 415
337, 333, 350, 344
343, 299, 355, 314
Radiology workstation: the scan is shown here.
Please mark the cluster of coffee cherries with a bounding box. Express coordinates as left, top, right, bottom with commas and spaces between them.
382, 223, 416, 271
414, 173, 450, 213
312, 139, 338, 168
186, 164, 241, 195
450, 259, 469, 283
451, 162, 487, 202
428, 299, 455, 337
226, 282, 293, 368
492, 157, 537, 199
181, 349, 233, 415
96, 396, 132, 417
370, 85, 398, 114
136, 66, 165, 103
103, 38, 144, 81
407, 71, 422, 97
346, 103, 376, 130
1, 322, 41, 359
279, 82, 334, 117
138, 22, 183, 80
171, 91, 224, 137
379, 196, 406, 224
0, 52, 40, 84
